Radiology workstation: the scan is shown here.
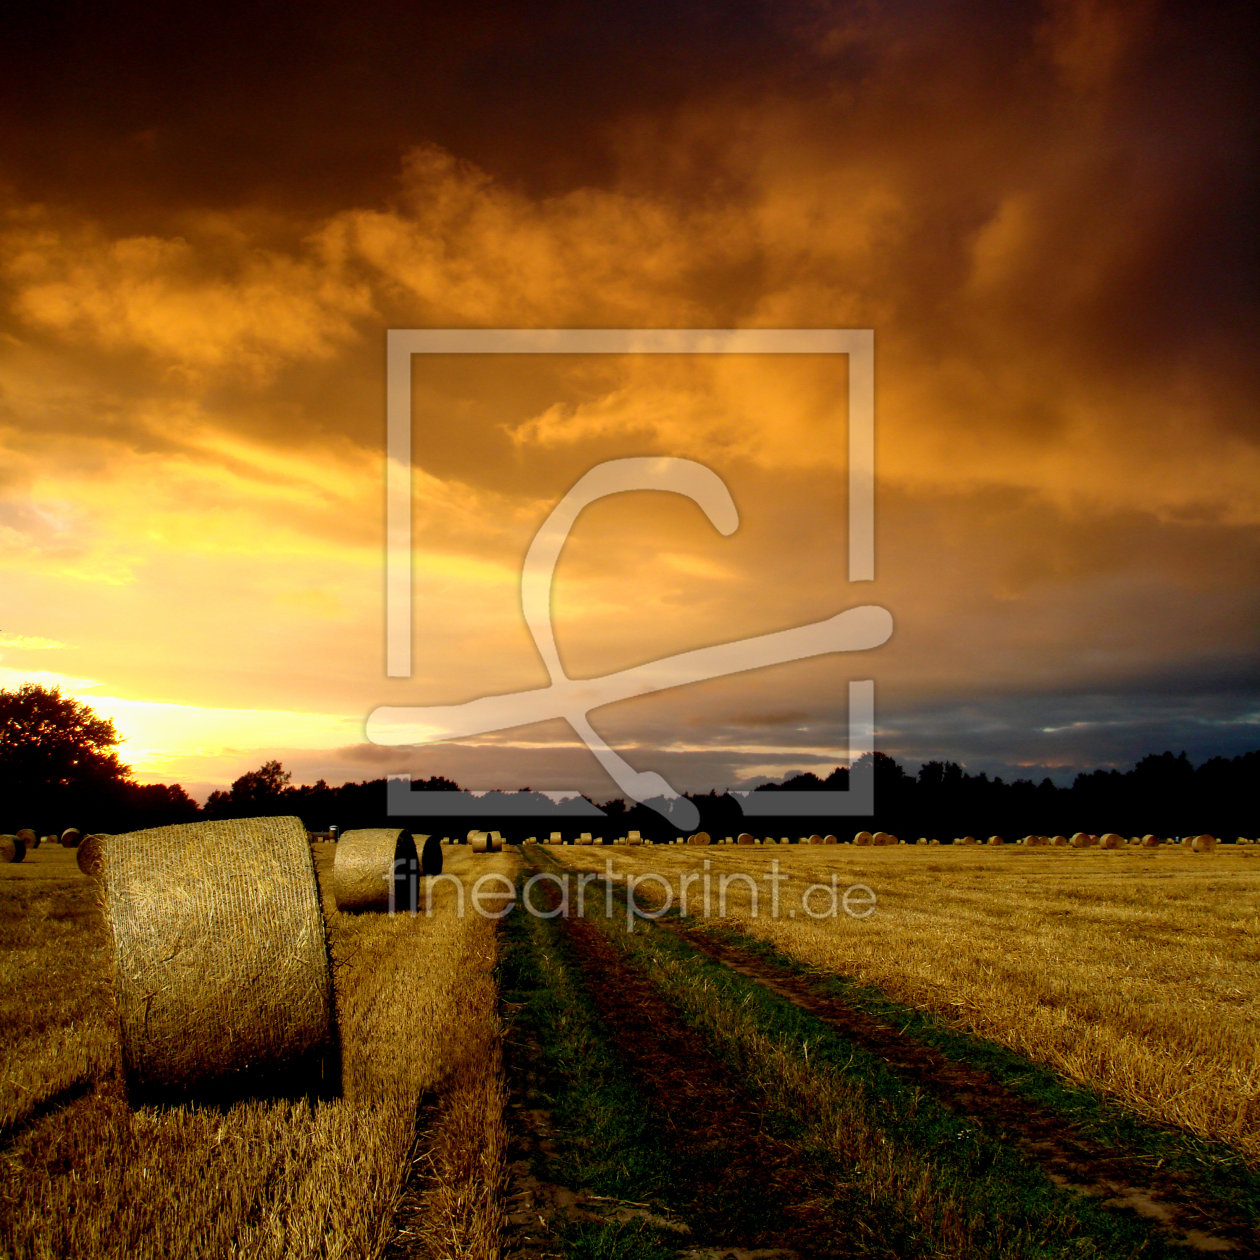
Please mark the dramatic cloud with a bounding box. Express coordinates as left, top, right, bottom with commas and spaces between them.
0, 0, 1254, 795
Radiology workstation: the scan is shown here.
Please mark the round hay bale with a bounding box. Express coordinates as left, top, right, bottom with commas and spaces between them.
804, 833, 820, 845
26, 833, 41, 849
872, 830, 890, 846
334, 828, 420, 911
467, 830, 498, 854
687, 831, 712, 845
101, 815, 334, 1104
1191, 834, 1217, 853
853, 831, 873, 846
77, 833, 110, 877
420, 833, 443, 876
929, 838, 940, 845
548, 831, 563, 844
626, 831, 642, 846
1099, 833, 1125, 849
823, 834, 838, 844
1070, 832, 1092, 848
1141, 834, 1161, 847
1050, 835, 1069, 846
987, 835, 1005, 846
960, 835, 977, 845
16, 828, 35, 847
0, 834, 22, 863
736, 832, 755, 845
576, 832, 594, 845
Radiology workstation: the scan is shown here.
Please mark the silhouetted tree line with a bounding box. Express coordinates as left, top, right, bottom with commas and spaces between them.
3, 684, 1255, 841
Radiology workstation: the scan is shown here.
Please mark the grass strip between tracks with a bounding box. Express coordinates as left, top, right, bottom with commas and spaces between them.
519, 849, 1194, 1258
689, 917, 1260, 1230
499, 879, 680, 1259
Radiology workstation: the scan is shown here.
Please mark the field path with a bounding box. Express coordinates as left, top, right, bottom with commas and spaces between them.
676, 923, 1257, 1255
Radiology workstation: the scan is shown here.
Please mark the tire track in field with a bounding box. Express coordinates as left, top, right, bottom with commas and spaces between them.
678, 925, 1256, 1255
551, 909, 912, 1259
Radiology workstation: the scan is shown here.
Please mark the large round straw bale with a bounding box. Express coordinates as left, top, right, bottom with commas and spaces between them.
736, 832, 755, 845
626, 831, 642, 845
763, 835, 779, 844
467, 830, 498, 854
871, 830, 892, 846
0, 834, 22, 863
929, 838, 940, 845
101, 815, 333, 1104
688, 831, 712, 845
823, 834, 838, 844
16, 828, 35, 846
334, 828, 420, 911
1141, 834, 1161, 847
78, 833, 110, 877
1191, 834, 1217, 853
803, 833, 819, 845
27, 833, 41, 849
853, 831, 873, 846
1099, 832, 1125, 849
1070, 832, 1092, 848
1050, 835, 1069, 846
960, 835, 977, 845
548, 831, 563, 844
577, 832, 594, 845
987, 835, 1004, 846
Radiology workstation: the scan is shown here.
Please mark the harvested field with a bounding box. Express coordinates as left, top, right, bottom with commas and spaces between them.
0, 840, 510, 1260
549, 842, 1260, 1166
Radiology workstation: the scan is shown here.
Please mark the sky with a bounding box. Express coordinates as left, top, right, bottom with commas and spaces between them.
0, 0, 1256, 803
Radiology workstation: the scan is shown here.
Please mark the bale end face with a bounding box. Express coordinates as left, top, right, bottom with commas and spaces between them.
688, 831, 712, 845
987, 835, 1005, 846
736, 832, 755, 845
1191, 834, 1218, 852
1099, 832, 1126, 849
15, 828, 36, 845
0, 834, 23, 864
60, 828, 82, 847
78, 834, 110, 877
853, 831, 873, 846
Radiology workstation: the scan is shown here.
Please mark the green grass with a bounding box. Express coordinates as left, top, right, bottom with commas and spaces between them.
692, 918, 1260, 1228
581, 892, 1206, 1258
498, 884, 681, 1259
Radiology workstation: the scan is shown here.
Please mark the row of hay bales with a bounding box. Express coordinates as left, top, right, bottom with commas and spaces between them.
0, 826, 89, 862
73, 817, 451, 1105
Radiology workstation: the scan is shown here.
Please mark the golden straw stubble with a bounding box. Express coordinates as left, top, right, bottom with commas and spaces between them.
333, 828, 421, 911
101, 815, 334, 1104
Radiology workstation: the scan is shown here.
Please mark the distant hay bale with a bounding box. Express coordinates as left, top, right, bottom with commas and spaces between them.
688, 831, 712, 845
334, 829, 421, 911
27, 833, 41, 849
1070, 832, 1093, 848
77, 833, 110, 877
1051, 835, 1069, 846
1141, 834, 1162, 847
853, 831, 873, 846
823, 834, 838, 844
577, 832, 594, 845
100, 815, 334, 1105
929, 838, 940, 845
1099, 833, 1125, 849
16, 828, 35, 846
626, 831, 642, 846
0, 834, 23, 864
763, 836, 779, 844
808, 833, 823, 845
873, 831, 895, 846
736, 832, 755, 844
987, 835, 1005, 846
960, 836, 977, 845
548, 832, 563, 844
916, 837, 929, 846
1191, 834, 1218, 853
467, 830, 498, 854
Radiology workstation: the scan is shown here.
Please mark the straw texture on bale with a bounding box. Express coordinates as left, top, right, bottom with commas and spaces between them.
823, 834, 838, 844
1191, 834, 1218, 853
987, 835, 1005, 846
872, 831, 892, 846
960, 836, 977, 845
1050, 835, 1069, 846
1070, 832, 1092, 848
101, 815, 334, 1104
334, 829, 420, 911
0, 834, 23, 864
807, 834, 823, 845
688, 831, 711, 845
467, 830, 498, 854
1099, 833, 1125, 849
736, 832, 755, 845
16, 828, 35, 846
1140, 834, 1162, 847
77, 833, 109, 877
626, 831, 642, 845
853, 831, 872, 845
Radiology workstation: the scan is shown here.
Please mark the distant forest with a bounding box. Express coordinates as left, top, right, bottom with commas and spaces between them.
3, 682, 1254, 842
